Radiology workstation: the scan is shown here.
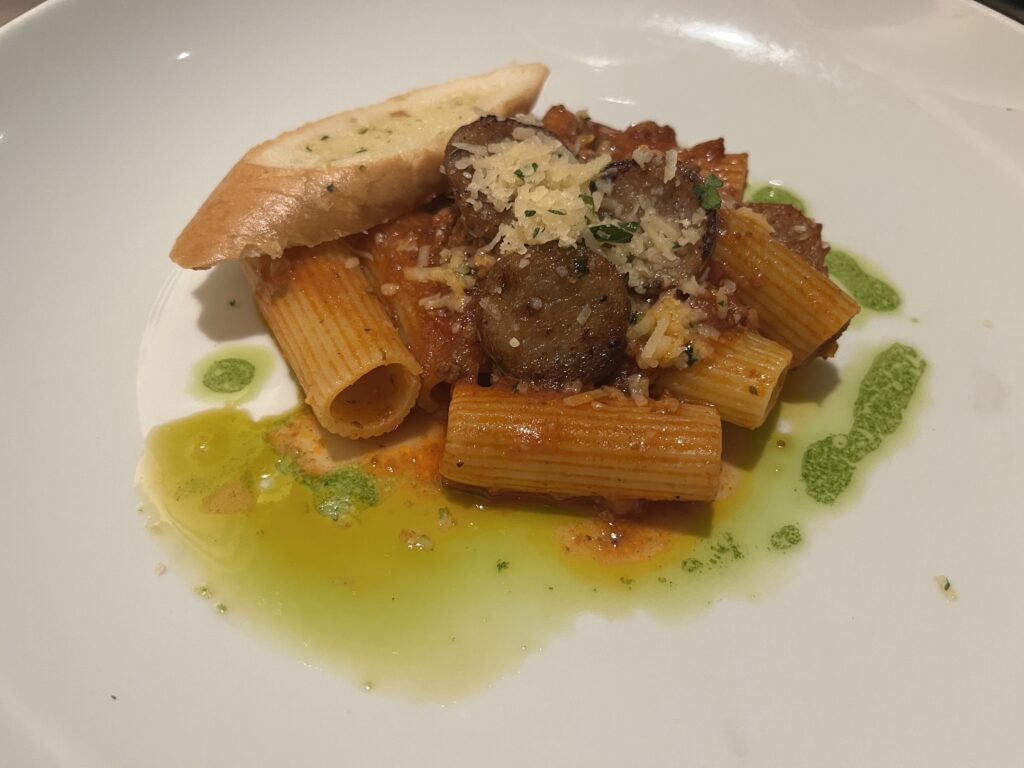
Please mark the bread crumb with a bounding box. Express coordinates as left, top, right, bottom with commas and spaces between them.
935, 575, 958, 602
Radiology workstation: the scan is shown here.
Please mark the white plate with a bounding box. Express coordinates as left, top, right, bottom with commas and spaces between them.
2, 0, 1024, 765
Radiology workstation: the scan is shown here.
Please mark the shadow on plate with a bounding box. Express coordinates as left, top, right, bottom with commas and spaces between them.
782, 358, 840, 404
192, 261, 267, 341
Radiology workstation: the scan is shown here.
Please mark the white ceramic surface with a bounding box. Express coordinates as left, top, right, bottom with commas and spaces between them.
2, 0, 1023, 765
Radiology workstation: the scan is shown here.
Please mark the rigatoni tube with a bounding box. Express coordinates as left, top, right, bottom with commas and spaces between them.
243, 241, 421, 439
653, 330, 792, 429
353, 210, 483, 414
715, 207, 860, 365
440, 382, 721, 501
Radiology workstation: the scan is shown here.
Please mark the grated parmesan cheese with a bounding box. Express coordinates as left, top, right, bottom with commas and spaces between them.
627, 292, 713, 370
460, 132, 611, 255
664, 149, 678, 182
404, 246, 492, 313
563, 386, 627, 407
631, 146, 655, 166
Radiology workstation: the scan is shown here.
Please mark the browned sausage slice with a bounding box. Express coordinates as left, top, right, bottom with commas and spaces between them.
600, 156, 718, 282
744, 202, 829, 272
476, 242, 630, 386
443, 116, 562, 242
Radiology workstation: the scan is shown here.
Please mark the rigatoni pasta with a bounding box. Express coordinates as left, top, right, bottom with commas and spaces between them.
714, 207, 861, 365
440, 382, 721, 501
242, 241, 421, 438
653, 330, 792, 429
352, 210, 483, 413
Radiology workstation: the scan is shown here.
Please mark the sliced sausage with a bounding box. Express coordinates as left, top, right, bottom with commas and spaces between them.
476, 242, 630, 386
744, 203, 829, 272
443, 116, 561, 242
599, 156, 718, 283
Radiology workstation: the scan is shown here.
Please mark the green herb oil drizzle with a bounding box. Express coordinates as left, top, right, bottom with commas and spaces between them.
826, 250, 901, 312
802, 344, 927, 503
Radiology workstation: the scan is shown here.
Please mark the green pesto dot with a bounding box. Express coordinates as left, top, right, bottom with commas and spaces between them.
278, 458, 379, 522
202, 358, 255, 393
770, 524, 802, 550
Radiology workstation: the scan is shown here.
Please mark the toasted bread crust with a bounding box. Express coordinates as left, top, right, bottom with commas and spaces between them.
171, 64, 549, 269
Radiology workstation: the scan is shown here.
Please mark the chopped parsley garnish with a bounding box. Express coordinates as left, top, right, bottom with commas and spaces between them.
320, 134, 330, 140
693, 173, 724, 210
572, 254, 590, 276
355, 147, 367, 154
513, 163, 538, 181
496, 560, 510, 572
589, 180, 598, 192
629, 310, 642, 325
524, 210, 536, 217
580, 194, 595, 207
548, 209, 566, 215
357, 127, 368, 135
619, 576, 635, 587
590, 221, 640, 244
532, 226, 541, 238
683, 341, 698, 367
325, 182, 335, 192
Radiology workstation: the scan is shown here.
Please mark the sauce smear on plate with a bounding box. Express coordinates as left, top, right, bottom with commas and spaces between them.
139, 341, 925, 698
